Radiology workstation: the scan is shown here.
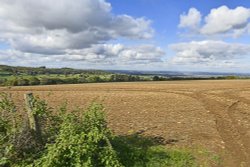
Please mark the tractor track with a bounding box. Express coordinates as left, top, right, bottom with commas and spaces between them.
191, 91, 250, 167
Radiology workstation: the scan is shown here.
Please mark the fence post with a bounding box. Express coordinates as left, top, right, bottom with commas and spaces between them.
24, 93, 42, 142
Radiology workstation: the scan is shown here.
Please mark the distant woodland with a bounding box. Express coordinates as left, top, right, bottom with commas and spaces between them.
0, 65, 245, 86
0, 65, 148, 86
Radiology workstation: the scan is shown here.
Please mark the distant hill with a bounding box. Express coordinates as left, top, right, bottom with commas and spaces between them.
0, 65, 110, 76
108, 70, 250, 78
0, 64, 249, 87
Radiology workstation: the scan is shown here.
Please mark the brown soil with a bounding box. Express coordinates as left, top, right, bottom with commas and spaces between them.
1, 80, 250, 166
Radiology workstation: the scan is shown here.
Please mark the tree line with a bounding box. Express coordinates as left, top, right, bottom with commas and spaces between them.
0, 65, 109, 76
0, 74, 147, 86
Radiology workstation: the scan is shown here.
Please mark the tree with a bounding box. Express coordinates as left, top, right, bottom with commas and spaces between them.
17, 78, 29, 86
153, 76, 160, 81
109, 74, 130, 82
86, 76, 102, 83
40, 78, 55, 85
62, 78, 78, 84
39, 66, 46, 69
5, 78, 18, 86
0, 78, 6, 86
28, 77, 40, 85
78, 76, 87, 83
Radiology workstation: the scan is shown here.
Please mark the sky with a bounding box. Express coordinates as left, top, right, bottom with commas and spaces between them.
0, 0, 250, 72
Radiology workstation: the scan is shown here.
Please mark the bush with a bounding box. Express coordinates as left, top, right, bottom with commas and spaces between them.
0, 93, 54, 167
35, 103, 122, 167
0, 93, 17, 166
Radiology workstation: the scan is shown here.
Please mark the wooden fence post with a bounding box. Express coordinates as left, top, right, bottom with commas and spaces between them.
24, 93, 42, 142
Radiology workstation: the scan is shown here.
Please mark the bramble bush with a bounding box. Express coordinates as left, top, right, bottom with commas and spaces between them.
34, 103, 122, 167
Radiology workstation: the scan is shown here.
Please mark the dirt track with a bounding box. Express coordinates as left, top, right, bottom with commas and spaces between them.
1, 80, 250, 166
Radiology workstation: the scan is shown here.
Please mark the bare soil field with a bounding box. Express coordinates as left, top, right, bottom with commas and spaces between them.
1, 80, 250, 166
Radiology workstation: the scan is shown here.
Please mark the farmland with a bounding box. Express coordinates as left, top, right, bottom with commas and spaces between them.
0, 65, 152, 86
1, 80, 250, 166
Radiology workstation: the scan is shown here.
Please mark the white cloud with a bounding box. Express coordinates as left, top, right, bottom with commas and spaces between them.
0, 44, 165, 67
118, 45, 164, 63
247, 24, 250, 34
0, 0, 165, 68
0, 49, 55, 67
0, 0, 111, 33
201, 6, 250, 35
0, 0, 154, 56
57, 44, 164, 64
179, 6, 250, 37
170, 40, 250, 66
179, 8, 201, 30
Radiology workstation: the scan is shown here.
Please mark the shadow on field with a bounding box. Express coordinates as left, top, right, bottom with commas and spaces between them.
112, 133, 195, 167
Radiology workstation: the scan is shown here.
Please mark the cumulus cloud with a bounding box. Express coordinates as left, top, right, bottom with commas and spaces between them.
0, 49, 54, 67
170, 40, 250, 66
118, 45, 165, 63
179, 6, 250, 37
179, 8, 201, 30
0, 0, 155, 55
201, 6, 250, 35
0, 44, 165, 67
50, 44, 164, 64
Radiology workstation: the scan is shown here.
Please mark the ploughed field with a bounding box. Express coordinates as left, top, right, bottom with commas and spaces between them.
1, 80, 250, 166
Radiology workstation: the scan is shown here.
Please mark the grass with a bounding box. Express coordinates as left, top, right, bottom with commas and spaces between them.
192, 147, 222, 167
112, 134, 197, 167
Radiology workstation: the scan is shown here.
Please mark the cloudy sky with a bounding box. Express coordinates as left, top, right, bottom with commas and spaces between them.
1, 0, 250, 72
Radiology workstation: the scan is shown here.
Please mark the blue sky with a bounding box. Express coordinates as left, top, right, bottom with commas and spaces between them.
110, 0, 250, 42
0, 0, 250, 72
